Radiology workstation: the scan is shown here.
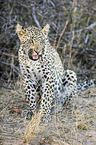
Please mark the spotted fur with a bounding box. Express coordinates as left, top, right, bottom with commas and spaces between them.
16, 24, 77, 122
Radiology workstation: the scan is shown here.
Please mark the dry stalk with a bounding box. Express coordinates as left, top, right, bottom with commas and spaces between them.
56, 20, 69, 50
24, 110, 43, 142
68, 30, 74, 68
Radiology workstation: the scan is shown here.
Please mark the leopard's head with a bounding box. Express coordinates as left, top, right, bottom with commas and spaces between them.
16, 24, 50, 61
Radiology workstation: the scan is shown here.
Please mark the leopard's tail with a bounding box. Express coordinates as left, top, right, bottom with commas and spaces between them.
77, 79, 96, 91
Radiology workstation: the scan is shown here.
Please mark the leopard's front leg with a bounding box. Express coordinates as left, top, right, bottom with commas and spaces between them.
23, 78, 37, 119
39, 80, 55, 122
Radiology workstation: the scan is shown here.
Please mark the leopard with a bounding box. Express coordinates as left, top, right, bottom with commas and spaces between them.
16, 23, 77, 122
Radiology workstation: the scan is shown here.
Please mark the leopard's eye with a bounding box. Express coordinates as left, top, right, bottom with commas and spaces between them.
28, 49, 33, 55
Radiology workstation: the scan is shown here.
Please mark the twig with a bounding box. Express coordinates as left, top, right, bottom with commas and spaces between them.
85, 33, 89, 43
32, 6, 41, 28
56, 20, 69, 50
85, 22, 96, 30
48, 0, 55, 7
65, 22, 96, 34
53, 24, 59, 47
1, 61, 20, 72
1, 52, 18, 58
68, 31, 74, 67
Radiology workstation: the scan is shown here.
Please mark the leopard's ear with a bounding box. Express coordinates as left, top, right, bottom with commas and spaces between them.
41, 24, 50, 36
16, 24, 26, 41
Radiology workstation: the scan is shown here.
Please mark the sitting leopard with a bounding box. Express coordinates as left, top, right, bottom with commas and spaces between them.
16, 24, 77, 122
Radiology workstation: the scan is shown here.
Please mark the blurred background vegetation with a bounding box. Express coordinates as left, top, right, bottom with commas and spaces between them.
0, 0, 96, 88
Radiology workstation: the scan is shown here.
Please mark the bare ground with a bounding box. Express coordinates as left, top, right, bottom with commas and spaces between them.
0, 83, 96, 145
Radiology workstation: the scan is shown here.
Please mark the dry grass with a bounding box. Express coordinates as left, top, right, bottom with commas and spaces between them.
0, 85, 96, 145
23, 111, 42, 143
0, 1, 96, 144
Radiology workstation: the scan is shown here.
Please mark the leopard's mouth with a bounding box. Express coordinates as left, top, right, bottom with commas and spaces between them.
31, 54, 39, 60
28, 49, 42, 61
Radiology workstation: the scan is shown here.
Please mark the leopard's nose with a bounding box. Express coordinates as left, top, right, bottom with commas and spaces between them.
36, 50, 40, 54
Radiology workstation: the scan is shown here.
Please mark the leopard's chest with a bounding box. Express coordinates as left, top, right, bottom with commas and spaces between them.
20, 54, 51, 80
19, 47, 63, 94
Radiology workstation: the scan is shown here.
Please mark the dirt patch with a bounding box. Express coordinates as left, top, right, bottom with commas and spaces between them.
0, 86, 96, 145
